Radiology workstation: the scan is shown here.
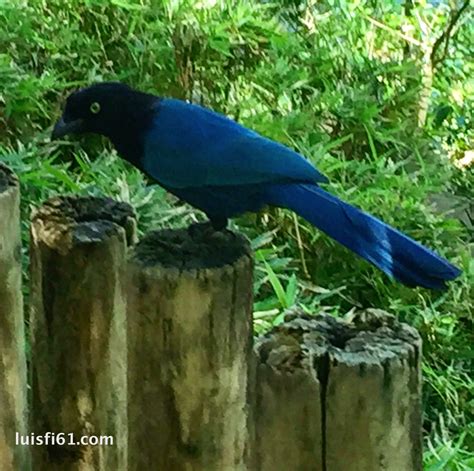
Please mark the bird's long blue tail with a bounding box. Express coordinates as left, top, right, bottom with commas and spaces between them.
265, 183, 461, 289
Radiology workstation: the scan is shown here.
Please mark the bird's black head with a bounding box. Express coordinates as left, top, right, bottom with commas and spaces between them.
52, 82, 157, 162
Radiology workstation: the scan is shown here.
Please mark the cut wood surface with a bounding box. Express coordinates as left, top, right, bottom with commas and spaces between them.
0, 163, 29, 471
29, 196, 136, 470
127, 226, 254, 471
255, 308, 422, 471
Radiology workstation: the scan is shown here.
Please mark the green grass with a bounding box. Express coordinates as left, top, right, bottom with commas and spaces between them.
1, 0, 472, 467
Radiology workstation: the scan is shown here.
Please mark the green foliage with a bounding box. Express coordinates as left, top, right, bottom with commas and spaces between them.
1, 0, 472, 466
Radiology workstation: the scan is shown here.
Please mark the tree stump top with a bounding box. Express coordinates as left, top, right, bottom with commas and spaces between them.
255, 309, 423, 471
0, 163, 18, 194
31, 196, 136, 252
256, 308, 421, 372
132, 226, 252, 272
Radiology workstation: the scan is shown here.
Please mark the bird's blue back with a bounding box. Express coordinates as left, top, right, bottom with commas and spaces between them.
142, 98, 327, 190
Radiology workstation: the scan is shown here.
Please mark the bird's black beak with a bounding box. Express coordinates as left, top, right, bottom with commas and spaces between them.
51, 117, 84, 140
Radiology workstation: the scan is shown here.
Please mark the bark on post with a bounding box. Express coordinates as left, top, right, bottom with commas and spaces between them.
127, 227, 254, 471
255, 308, 422, 471
29, 196, 136, 470
0, 164, 29, 471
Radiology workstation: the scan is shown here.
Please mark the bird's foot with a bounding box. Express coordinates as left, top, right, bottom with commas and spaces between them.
188, 218, 228, 241
188, 221, 214, 238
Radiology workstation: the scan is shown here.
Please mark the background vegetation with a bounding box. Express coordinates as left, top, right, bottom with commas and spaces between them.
0, 0, 472, 467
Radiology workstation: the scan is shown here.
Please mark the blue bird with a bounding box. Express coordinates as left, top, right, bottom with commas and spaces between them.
52, 82, 461, 289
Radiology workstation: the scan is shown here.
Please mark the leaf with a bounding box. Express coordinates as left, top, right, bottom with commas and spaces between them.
363, 124, 378, 161
285, 274, 298, 307
110, 0, 147, 11
262, 257, 289, 309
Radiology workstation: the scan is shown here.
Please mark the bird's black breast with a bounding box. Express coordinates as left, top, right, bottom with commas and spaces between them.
107, 95, 160, 169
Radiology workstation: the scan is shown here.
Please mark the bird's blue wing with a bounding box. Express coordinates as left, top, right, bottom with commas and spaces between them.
142, 98, 328, 189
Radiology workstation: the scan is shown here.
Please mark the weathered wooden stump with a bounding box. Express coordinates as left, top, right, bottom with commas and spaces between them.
255, 308, 422, 471
0, 164, 29, 471
29, 196, 136, 470
127, 226, 254, 471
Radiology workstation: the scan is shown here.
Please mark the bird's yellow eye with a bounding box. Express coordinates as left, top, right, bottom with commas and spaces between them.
90, 102, 101, 114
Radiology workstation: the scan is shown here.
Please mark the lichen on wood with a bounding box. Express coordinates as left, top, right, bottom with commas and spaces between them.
127, 225, 254, 471
255, 308, 422, 471
30, 195, 135, 470
0, 163, 29, 471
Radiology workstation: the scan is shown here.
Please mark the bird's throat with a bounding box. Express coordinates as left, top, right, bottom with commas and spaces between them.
107, 95, 159, 168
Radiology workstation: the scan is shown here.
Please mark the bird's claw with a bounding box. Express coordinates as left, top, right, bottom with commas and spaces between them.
187, 221, 217, 239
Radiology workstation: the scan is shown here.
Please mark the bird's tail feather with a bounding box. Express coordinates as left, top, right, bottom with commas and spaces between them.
265, 183, 461, 289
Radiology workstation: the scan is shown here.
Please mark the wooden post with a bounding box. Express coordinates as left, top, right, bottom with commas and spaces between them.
255, 309, 422, 471
29, 196, 136, 470
127, 227, 254, 471
0, 164, 29, 471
